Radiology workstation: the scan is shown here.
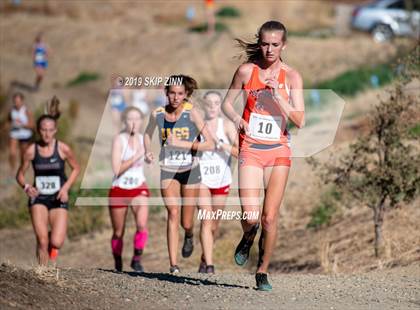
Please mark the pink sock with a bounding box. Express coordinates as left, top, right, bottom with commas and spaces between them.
134, 230, 148, 252
111, 237, 123, 256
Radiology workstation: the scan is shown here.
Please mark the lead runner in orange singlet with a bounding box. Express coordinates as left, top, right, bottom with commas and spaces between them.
222, 20, 305, 291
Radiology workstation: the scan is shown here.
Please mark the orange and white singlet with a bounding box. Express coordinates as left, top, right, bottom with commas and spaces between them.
239, 64, 292, 168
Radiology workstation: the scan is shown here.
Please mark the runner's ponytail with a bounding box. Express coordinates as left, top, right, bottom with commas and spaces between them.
37, 95, 61, 130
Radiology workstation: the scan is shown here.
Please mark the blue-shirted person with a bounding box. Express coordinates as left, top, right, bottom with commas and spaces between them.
33, 33, 49, 91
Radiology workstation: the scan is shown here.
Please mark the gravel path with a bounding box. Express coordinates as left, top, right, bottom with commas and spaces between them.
1, 263, 419, 310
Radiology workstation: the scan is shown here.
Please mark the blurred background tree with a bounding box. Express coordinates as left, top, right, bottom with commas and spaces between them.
309, 45, 420, 257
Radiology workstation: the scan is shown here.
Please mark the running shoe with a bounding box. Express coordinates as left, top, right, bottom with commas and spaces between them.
234, 224, 259, 266
114, 255, 123, 272
48, 244, 59, 262
130, 259, 144, 273
182, 233, 194, 258
206, 265, 215, 274
255, 273, 272, 291
198, 255, 206, 273
169, 265, 180, 274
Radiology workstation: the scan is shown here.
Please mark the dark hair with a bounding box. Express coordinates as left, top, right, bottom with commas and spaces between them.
165, 74, 198, 98
36, 96, 61, 130
236, 20, 287, 63
12, 92, 25, 101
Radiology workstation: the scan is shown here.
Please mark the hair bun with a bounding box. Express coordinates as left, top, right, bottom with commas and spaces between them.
45, 95, 61, 120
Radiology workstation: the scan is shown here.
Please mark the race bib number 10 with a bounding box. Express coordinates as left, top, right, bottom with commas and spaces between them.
35, 176, 60, 195
248, 113, 282, 141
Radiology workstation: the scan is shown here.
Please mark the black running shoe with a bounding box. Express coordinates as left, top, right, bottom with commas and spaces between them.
113, 255, 122, 272
206, 265, 215, 274
169, 265, 180, 274
198, 255, 206, 273
234, 224, 259, 266
257, 230, 265, 268
130, 259, 144, 273
182, 234, 194, 258
255, 273, 272, 291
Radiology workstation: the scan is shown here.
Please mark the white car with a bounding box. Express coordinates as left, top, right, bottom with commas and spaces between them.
352, 0, 420, 42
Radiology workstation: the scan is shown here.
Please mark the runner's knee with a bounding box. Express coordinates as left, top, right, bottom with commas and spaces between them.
49, 236, 64, 249
261, 214, 276, 232
167, 208, 180, 222
244, 217, 259, 227
181, 219, 193, 232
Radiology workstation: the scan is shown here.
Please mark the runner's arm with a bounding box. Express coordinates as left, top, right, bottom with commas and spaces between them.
166, 108, 215, 151
221, 64, 250, 125
272, 70, 305, 128
144, 111, 157, 162
221, 120, 239, 158
16, 143, 35, 188
111, 135, 143, 177
5, 110, 12, 131
25, 109, 35, 130
190, 108, 214, 152
60, 142, 80, 191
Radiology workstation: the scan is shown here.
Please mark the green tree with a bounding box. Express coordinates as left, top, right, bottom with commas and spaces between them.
310, 46, 420, 257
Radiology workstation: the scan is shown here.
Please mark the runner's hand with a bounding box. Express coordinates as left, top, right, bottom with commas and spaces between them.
145, 152, 154, 164
26, 186, 39, 199
57, 187, 69, 203
234, 117, 249, 135
265, 76, 279, 91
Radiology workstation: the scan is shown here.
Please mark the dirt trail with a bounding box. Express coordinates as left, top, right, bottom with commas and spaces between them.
1, 262, 419, 310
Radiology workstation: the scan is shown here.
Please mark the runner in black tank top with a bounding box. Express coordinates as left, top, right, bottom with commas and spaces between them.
16, 97, 80, 266
31, 139, 68, 209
